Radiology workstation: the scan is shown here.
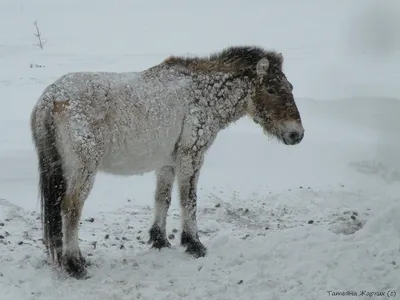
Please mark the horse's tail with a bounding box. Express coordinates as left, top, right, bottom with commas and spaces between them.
30, 94, 65, 262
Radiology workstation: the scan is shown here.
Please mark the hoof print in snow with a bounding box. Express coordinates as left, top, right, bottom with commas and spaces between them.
308, 220, 314, 224
168, 233, 175, 240
85, 217, 95, 223
329, 210, 365, 235
350, 160, 400, 184
241, 234, 250, 240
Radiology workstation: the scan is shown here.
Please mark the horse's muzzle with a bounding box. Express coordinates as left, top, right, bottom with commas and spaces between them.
279, 120, 304, 145
282, 130, 304, 145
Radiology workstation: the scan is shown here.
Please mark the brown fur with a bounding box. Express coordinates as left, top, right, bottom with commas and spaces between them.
165, 45, 302, 142
254, 78, 299, 124
163, 46, 284, 78
164, 57, 238, 74
53, 100, 70, 114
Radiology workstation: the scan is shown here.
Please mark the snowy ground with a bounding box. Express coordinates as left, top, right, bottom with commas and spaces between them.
1, 0, 400, 299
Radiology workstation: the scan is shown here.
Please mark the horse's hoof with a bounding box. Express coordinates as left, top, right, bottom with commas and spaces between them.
148, 225, 171, 249
151, 239, 171, 250
181, 231, 207, 258
63, 255, 89, 279
185, 241, 207, 258
149, 235, 171, 249
78, 253, 91, 267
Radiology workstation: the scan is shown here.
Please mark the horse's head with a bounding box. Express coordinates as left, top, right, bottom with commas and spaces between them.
247, 53, 304, 145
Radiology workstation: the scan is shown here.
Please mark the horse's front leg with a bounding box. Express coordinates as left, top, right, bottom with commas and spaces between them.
148, 165, 175, 249
176, 147, 207, 258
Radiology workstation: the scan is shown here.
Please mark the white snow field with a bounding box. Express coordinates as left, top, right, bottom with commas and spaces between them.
1, 0, 400, 299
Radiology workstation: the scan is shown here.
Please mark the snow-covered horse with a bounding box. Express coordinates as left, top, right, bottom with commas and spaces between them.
30, 46, 305, 279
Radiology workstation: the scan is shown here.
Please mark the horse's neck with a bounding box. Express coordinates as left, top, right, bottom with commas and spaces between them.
190, 72, 253, 127
143, 65, 252, 127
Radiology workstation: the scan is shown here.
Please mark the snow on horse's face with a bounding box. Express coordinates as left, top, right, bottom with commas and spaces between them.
248, 54, 304, 145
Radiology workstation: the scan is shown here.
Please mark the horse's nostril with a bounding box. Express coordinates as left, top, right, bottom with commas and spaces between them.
287, 131, 304, 143
289, 131, 300, 141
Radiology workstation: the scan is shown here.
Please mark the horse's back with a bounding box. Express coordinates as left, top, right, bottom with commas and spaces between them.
51, 71, 139, 99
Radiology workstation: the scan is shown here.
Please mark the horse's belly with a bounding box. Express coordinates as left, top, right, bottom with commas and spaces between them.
99, 151, 172, 175
99, 134, 178, 176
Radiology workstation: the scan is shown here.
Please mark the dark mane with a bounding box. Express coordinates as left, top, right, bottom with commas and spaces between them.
163, 46, 283, 77
209, 46, 268, 66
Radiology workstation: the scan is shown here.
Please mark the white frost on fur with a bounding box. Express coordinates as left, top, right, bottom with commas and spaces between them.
31, 62, 256, 261
34, 67, 253, 178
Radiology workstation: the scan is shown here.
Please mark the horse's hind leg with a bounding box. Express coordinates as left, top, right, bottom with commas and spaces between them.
148, 165, 175, 249
61, 161, 97, 279
59, 124, 102, 279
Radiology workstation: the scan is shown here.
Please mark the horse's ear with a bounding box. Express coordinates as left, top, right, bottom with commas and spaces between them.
256, 58, 269, 76
277, 53, 284, 67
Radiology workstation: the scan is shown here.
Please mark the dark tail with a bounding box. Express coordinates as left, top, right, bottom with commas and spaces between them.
31, 105, 66, 263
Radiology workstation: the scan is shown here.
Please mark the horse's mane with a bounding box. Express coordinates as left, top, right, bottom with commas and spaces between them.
163, 46, 283, 76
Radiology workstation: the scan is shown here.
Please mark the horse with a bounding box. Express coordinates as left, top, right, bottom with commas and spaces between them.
30, 46, 305, 279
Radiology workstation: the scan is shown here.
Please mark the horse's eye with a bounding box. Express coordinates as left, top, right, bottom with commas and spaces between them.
267, 88, 276, 94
